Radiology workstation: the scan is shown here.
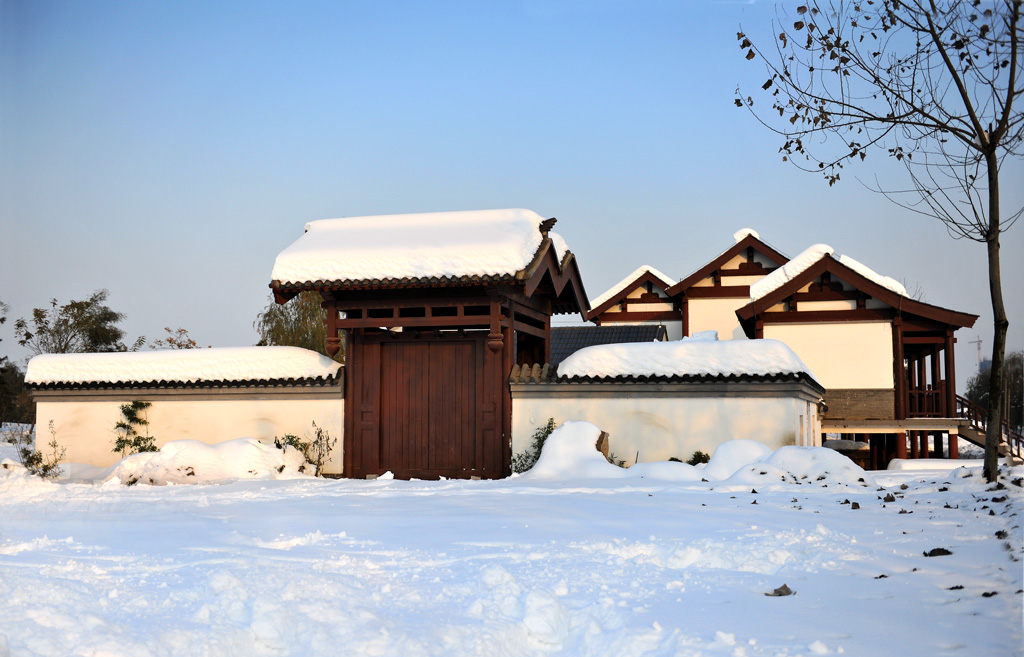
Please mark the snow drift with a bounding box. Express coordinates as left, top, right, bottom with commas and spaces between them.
103, 437, 311, 485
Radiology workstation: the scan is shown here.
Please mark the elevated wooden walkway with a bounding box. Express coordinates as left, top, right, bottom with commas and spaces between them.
823, 395, 1022, 469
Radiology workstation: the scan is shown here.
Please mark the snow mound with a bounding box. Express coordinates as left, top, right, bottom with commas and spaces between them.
589, 264, 675, 311
521, 428, 872, 488
558, 338, 816, 381
750, 243, 907, 302
733, 227, 760, 243
763, 446, 874, 487
521, 422, 629, 480
271, 208, 568, 284
26, 347, 341, 386
702, 439, 775, 480
683, 330, 718, 341
103, 438, 311, 485
625, 460, 706, 481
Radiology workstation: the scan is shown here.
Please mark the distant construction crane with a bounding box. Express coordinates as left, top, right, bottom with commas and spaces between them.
969, 337, 983, 370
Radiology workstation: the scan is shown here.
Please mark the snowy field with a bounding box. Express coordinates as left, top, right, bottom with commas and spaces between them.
1, 428, 1021, 657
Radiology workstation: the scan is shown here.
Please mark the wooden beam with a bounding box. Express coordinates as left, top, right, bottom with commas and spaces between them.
594, 310, 682, 323
337, 316, 491, 329
683, 287, 751, 298
758, 309, 894, 324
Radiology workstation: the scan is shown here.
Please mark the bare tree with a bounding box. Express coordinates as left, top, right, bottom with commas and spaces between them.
737, 0, 1023, 481
149, 327, 200, 350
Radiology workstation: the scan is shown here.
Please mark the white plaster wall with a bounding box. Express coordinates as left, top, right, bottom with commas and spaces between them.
513, 393, 818, 466
626, 302, 675, 312
765, 321, 894, 390
36, 397, 345, 475
799, 300, 858, 311
688, 298, 749, 340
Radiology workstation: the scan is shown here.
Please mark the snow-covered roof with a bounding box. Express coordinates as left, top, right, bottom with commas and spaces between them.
672, 228, 788, 293
25, 347, 341, 386
749, 244, 907, 302
271, 209, 568, 286
589, 265, 675, 311
732, 227, 760, 243
558, 338, 817, 382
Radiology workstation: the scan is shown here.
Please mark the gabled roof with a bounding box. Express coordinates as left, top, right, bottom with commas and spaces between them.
750, 244, 907, 302
518, 238, 591, 316
735, 252, 978, 334
667, 231, 788, 296
271, 208, 568, 291
270, 209, 590, 315
550, 324, 667, 364
587, 265, 676, 319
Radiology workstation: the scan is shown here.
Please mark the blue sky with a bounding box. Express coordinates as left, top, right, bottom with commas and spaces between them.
1, 0, 1021, 389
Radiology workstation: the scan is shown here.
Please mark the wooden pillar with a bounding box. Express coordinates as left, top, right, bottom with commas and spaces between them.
921, 352, 929, 413
323, 295, 343, 358
930, 346, 942, 416
910, 430, 919, 458
944, 330, 957, 418
949, 430, 959, 460
893, 319, 906, 420
920, 431, 930, 459
896, 431, 908, 460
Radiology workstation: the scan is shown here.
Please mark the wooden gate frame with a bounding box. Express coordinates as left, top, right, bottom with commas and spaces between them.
272, 231, 589, 479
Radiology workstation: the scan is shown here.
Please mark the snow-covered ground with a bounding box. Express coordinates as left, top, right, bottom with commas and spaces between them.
1, 426, 1021, 656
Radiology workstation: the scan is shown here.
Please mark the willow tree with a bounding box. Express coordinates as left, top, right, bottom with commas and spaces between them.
253, 291, 343, 362
736, 1, 1023, 481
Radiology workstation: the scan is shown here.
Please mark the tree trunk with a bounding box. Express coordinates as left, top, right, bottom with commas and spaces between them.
983, 150, 1009, 483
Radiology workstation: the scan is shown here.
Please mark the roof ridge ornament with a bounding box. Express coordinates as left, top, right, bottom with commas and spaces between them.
539, 217, 557, 237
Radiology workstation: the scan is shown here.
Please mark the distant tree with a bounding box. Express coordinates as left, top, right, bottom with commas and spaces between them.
254, 292, 342, 362
737, 1, 1023, 481
150, 327, 199, 350
0, 361, 34, 425
14, 290, 145, 355
0, 299, 8, 362
966, 350, 1023, 433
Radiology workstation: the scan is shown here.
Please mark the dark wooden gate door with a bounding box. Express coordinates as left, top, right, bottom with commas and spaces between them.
345, 332, 503, 479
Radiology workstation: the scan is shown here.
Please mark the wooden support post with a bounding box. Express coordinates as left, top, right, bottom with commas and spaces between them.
933, 432, 943, 458
910, 430, 919, 458
896, 431, 907, 460
920, 431, 929, 459
944, 330, 957, 420
949, 431, 959, 460
893, 319, 905, 420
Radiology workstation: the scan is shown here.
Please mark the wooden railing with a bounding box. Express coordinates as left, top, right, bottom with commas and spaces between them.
906, 387, 944, 418
955, 395, 1023, 460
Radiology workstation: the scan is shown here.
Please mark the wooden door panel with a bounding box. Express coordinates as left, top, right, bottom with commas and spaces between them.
350, 332, 504, 479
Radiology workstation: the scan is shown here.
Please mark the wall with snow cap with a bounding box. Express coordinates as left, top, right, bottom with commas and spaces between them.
26, 347, 341, 386
558, 338, 817, 381
34, 388, 344, 475
511, 380, 822, 465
